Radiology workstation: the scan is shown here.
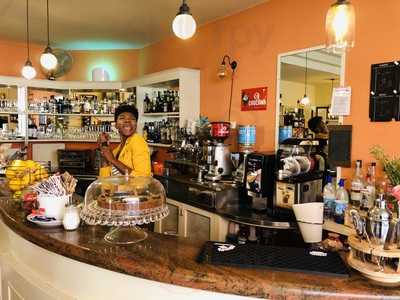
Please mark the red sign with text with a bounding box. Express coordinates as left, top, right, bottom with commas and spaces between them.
241, 87, 267, 111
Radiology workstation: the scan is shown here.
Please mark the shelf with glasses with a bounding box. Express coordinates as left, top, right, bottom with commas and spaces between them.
0, 139, 25, 143
27, 139, 121, 143
0, 111, 19, 115
148, 143, 172, 148
27, 112, 114, 117
142, 112, 179, 117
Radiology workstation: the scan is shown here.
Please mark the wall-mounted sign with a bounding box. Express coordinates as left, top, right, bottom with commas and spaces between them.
241, 87, 267, 111
331, 87, 351, 116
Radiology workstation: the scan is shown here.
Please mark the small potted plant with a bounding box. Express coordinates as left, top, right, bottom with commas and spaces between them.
371, 146, 400, 215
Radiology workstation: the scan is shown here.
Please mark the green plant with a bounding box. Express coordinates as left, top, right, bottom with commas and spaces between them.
370, 145, 400, 186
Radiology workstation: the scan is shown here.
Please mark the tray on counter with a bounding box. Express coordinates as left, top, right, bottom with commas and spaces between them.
198, 241, 349, 278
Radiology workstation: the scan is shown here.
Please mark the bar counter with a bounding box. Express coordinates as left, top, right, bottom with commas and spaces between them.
0, 198, 399, 300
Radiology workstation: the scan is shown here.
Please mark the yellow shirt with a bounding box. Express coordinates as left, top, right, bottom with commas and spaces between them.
99, 133, 151, 177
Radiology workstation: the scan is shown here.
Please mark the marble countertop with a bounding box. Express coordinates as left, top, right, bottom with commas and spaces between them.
0, 198, 399, 299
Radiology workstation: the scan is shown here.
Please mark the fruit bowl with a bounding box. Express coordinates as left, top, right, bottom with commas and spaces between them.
5, 160, 49, 198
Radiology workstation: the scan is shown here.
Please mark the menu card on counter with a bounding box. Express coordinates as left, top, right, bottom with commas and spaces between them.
330, 87, 351, 116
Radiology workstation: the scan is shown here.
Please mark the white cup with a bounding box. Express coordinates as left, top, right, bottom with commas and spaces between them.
38, 195, 70, 220
292, 202, 324, 243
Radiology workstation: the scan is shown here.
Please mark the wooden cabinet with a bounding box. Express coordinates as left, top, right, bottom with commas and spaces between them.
155, 198, 228, 242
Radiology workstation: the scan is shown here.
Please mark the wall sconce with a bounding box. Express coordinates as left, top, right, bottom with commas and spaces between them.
325, 0, 355, 53
217, 55, 238, 79
218, 55, 238, 122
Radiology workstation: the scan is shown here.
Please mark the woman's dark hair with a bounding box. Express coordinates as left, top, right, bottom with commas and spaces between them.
114, 105, 138, 122
308, 116, 323, 133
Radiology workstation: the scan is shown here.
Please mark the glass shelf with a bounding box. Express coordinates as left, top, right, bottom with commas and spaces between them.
27, 112, 114, 117
142, 112, 179, 117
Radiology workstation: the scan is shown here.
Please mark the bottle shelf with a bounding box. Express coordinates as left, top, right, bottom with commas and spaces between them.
0, 111, 19, 115
26, 139, 120, 143
142, 112, 179, 117
27, 112, 114, 117
147, 143, 172, 148
0, 139, 25, 143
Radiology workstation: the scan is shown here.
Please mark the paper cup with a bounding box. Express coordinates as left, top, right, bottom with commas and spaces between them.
293, 202, 323, 243
38, 195, 70, 220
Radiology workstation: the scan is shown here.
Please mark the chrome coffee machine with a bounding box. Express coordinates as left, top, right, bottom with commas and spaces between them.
204, 142, 233, 181
243, 152, 276, 211
275, 140, 324, 209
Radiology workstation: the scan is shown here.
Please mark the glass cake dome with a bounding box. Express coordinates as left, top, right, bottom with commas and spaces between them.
80, 175, 169, 244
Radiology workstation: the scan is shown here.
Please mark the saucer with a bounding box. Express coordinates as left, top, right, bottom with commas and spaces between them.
27, 214, 62, 227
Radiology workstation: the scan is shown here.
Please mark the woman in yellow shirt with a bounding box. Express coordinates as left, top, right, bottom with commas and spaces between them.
98, 105, 151, 177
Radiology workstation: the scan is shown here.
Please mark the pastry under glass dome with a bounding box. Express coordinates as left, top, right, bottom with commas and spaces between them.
80, 175, 169, 244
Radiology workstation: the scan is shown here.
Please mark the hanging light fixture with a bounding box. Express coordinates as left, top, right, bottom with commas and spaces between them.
21, 0, 36, 80
172, 0, 196, 40
325, 0, 355, 53
300, 52, 310, 106
40, 0, 57, 70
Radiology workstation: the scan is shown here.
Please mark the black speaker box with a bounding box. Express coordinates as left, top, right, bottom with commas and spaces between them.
369, 96, 396, 121
328, 125, 352, 168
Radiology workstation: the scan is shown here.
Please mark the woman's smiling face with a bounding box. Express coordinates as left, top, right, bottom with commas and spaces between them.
116, 112, 137, 137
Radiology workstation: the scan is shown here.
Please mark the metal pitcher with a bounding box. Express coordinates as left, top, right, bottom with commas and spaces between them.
350, 195, 396, 248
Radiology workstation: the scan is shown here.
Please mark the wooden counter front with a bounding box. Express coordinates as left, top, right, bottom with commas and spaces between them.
0, 198, 399, 299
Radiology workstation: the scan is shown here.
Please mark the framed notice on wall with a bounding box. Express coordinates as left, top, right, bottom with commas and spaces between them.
241, 87, 267, 111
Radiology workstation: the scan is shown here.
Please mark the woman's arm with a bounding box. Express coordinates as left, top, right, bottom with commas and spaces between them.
100, 146, 132, 175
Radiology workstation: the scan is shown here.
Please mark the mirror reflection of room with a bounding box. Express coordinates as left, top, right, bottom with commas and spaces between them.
279, 48, 342, 143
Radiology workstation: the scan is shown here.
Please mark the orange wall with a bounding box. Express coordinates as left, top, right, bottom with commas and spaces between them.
0, 40, 139, 81
138, 0, 400, 179
62, 49, 139, 81
138, 0, 330, 153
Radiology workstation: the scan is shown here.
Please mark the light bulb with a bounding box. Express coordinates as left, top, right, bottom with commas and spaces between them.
172, 13, 196, 40
325, 0, 355, 53
21, 61, 37, 80
40, 47, 58, 70
300, 95, 310, 106
217, 63, 227, 79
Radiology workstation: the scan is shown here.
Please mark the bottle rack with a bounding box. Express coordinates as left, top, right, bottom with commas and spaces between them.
347, 235, 400, 285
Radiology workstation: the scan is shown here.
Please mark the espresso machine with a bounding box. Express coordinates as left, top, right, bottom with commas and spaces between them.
203, 122, 233, 182
275, 141, 324, 210
242, 152, 276, 211
204, 142, 233, 181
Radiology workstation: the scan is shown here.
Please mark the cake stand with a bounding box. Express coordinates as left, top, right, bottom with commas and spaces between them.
81, 202, 169, 244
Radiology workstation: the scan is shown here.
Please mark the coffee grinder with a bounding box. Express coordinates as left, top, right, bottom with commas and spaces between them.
243, 152, 276, 211
204, 122, 233, 181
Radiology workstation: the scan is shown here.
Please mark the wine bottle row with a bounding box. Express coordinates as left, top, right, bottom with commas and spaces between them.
143, 90, 179, 113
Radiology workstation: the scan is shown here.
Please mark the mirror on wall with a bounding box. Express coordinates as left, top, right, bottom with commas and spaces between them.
276, 47, 343, 146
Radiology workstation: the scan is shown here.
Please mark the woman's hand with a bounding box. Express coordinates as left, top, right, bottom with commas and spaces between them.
97, 132, 110, 148
100, 145, 115, 164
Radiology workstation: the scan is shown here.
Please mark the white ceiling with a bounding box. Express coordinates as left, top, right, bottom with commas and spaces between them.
0, 0, 270, 50
281, 49, 342, 85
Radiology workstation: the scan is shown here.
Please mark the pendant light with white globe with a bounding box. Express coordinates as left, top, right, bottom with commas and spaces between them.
172, 0, 196, 40
40, 0, 57, 70
21, 0, 36, 80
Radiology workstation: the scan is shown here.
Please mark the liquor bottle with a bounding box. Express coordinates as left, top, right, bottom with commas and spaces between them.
350, 160, 364, 207
174, 91, 179, 112
334, 179, 349, 224
28, 118, 38, 139
323, 176, 336, 219
363, 162, 377, 210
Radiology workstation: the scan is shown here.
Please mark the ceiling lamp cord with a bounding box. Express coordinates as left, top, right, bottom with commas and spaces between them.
21, 0, 36, 80
46, 0, 50, 47
40, 0, 58, 71
26, 0, 30, 61
300, 52, 310, 105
